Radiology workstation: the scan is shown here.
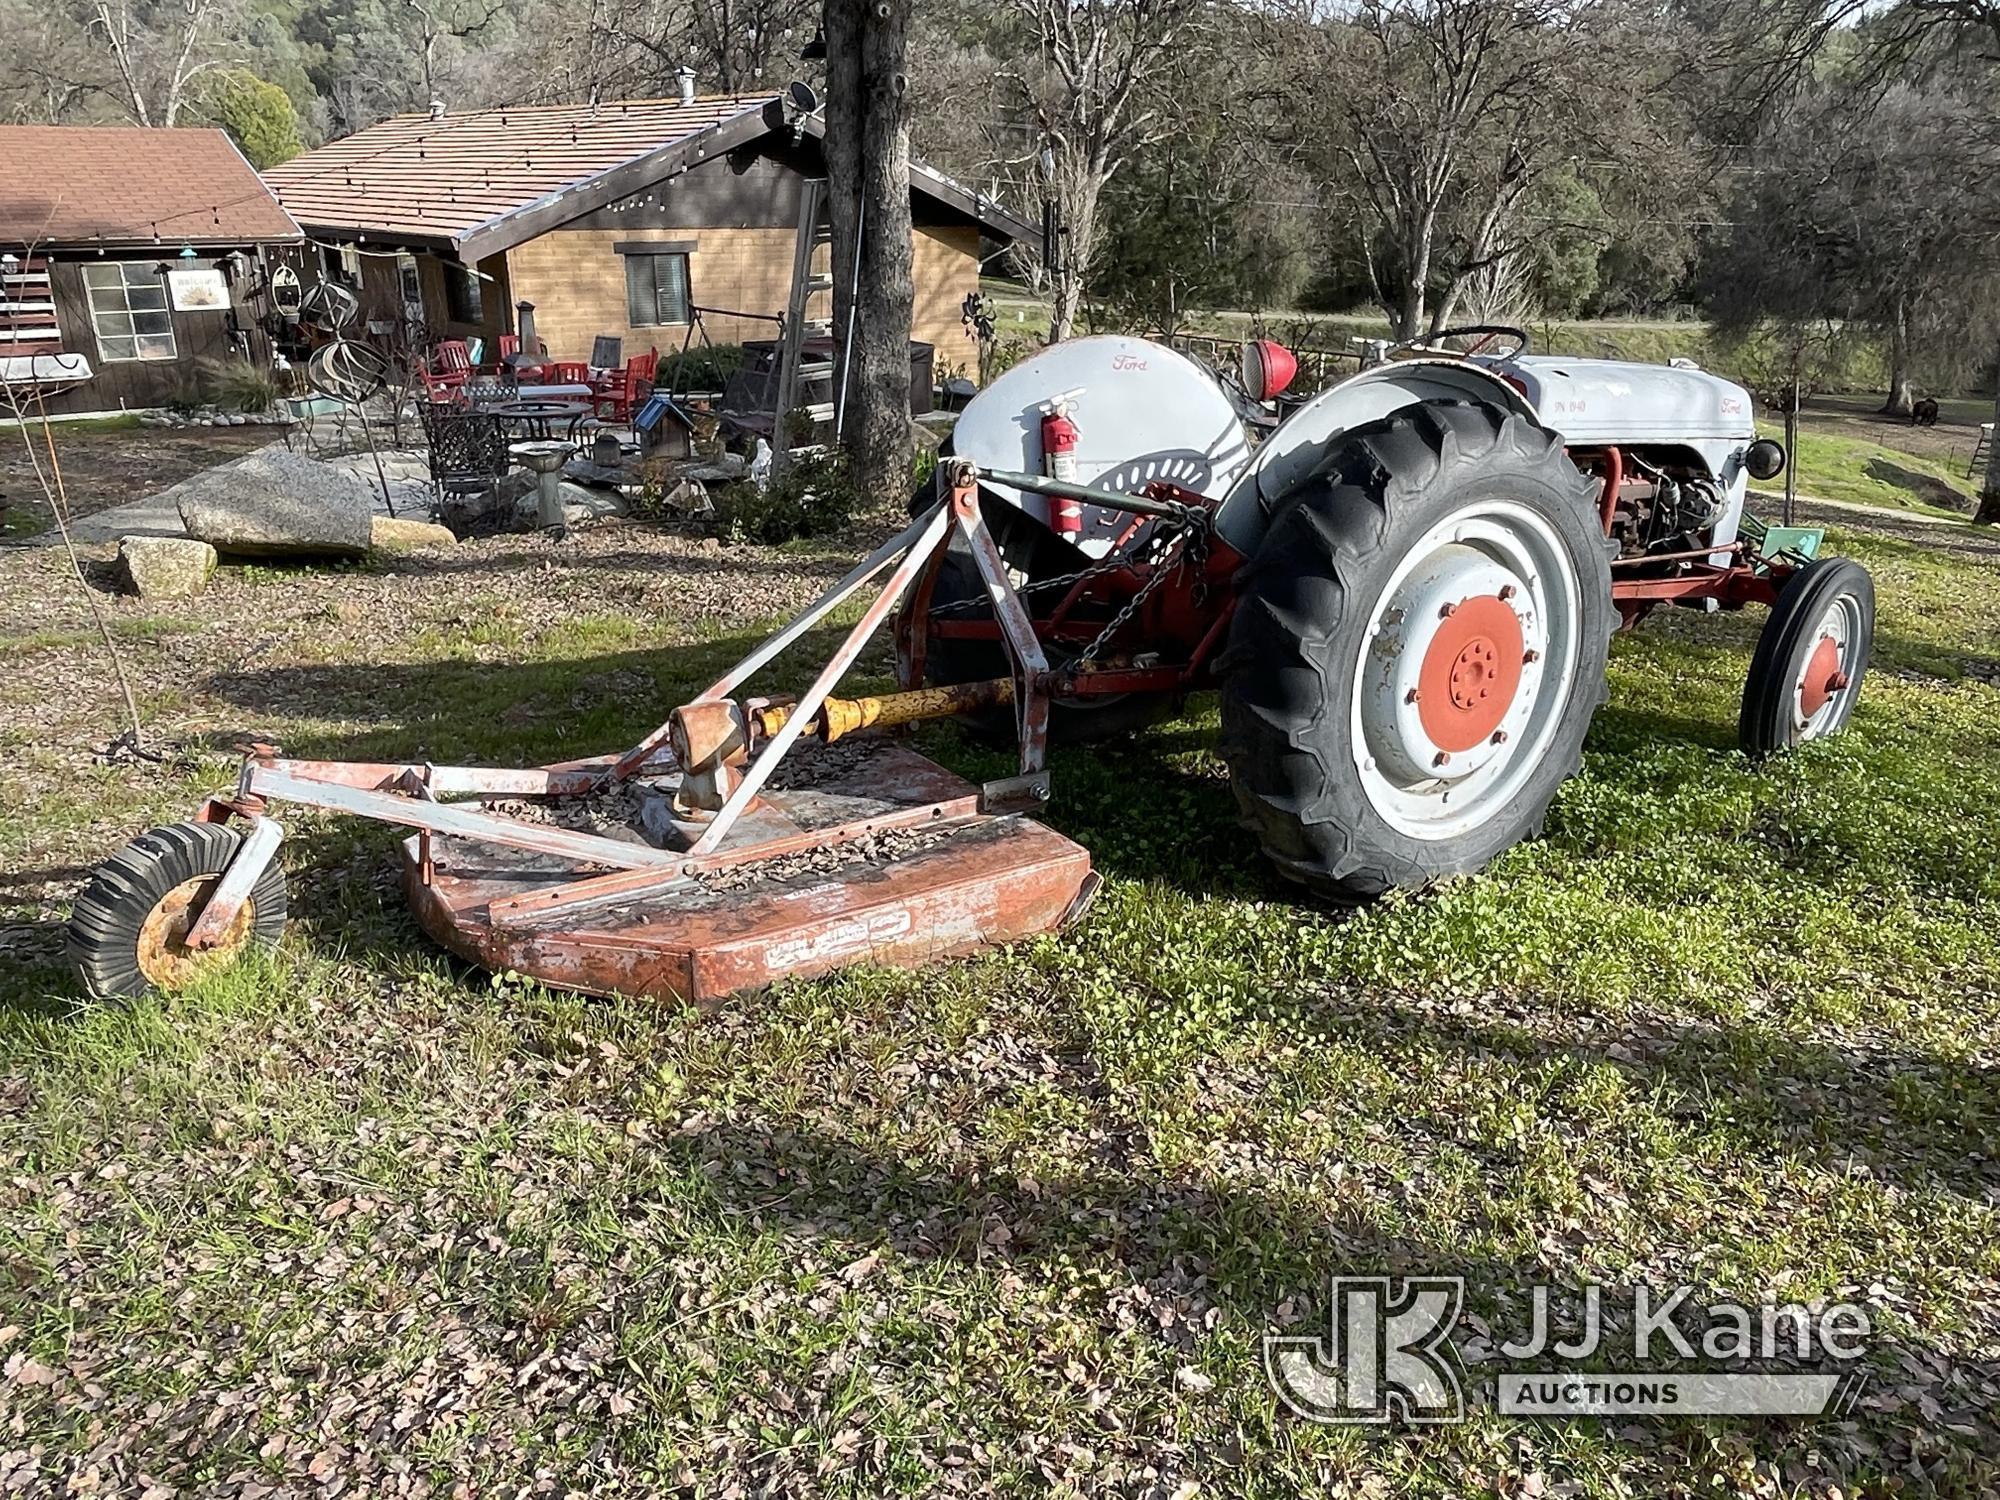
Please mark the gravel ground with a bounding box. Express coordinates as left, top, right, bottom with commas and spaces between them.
0, 424, 271, 539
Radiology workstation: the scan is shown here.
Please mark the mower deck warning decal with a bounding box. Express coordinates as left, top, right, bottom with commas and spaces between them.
765, 907, 916, 972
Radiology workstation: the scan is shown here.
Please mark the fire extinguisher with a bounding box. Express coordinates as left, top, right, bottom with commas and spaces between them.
1040, 393, 1082, 538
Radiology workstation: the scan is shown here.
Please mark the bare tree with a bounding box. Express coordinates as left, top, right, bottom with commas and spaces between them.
402, 0, 507, 107
1271, 0, 1701, 339
1007, 0, 1204, 342
88, 0, 238, 125
562, 0, 816, 99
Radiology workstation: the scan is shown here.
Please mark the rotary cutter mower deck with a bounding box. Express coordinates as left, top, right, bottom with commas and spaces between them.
69, 328, 1878, 1005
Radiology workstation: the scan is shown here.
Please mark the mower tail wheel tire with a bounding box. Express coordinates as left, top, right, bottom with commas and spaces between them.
1738, 556, 1873, 758
67, 821, 289, 1003
1219, 399, 1614, 901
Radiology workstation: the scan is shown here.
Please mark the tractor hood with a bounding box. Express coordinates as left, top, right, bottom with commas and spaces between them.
1487, 354, 1756, 445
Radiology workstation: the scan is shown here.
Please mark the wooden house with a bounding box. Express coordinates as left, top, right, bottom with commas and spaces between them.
261, 94, 1031, 385
0, 126, 305, 418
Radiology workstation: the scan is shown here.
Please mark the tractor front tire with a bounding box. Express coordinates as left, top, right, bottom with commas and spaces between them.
1738, 556, 1873, 758
1219, 399, 1614, 900
67, 821, 289, 1002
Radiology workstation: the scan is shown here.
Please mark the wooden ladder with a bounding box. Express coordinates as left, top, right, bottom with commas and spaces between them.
771, 178, 836, 465
1968, 423, 1991, 480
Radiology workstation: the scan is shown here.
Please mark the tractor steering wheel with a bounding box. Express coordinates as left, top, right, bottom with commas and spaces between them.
1392, 324, 1532, 361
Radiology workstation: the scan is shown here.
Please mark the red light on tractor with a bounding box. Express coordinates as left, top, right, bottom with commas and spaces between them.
1241, 339, 1298, 403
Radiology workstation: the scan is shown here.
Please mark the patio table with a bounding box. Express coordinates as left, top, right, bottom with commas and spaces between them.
481, 398, 593, 441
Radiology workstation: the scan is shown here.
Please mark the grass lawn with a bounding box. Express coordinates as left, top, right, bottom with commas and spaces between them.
1780, 428, 1975, 517
2, 498, 1999, 1495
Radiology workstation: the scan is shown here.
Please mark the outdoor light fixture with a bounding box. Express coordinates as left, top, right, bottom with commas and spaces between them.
800, 26, 826, 59
178, 243, 198, 259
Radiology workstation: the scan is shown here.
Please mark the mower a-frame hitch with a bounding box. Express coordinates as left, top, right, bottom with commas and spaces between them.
83, 460, 1124, 1006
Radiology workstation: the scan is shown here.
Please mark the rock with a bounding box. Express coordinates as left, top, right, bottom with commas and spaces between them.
370, 516, 458, 550
226, 413, 247, 426
683, 453, 747, 484
118, 535, 216, 597
559, 481, 627, 527
174, 447, 375, 557
909, 420, 943, 455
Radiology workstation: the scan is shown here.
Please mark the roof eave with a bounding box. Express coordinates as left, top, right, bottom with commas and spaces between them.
796, 115, 1034, 244
7, 232, 305, 252
454, 104, 782, 263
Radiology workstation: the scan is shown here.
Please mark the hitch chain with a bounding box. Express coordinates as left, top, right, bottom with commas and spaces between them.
923, 508, 1215, 670
1076, 514, 1211, 666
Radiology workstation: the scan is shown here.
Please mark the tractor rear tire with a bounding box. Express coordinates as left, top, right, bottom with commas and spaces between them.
67, 821, 289, 1003
1218, 399, 1614, 900
918, 495, 1166, 745
1738, 556, 1873, 758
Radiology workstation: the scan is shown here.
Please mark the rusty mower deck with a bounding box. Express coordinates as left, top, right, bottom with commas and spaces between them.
72, 460, 1117, 1007
398, 741, 1093, 1004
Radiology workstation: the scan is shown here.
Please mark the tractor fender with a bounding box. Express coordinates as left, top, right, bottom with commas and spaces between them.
1214, 358, 1539, 555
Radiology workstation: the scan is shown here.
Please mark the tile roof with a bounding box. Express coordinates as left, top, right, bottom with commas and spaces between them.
264, 96, 777, 246
0, 125, 301, 248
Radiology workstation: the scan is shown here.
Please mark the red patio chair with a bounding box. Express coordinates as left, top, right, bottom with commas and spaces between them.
417, 365, 467, 406
432, 339, 473, 388
594, 350, 657, 423
546, 361, 591, 386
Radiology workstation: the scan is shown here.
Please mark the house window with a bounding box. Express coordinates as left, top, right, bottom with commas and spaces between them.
82, 262, 175, 363
624, 252, 690, 326
446, 263, 483, 324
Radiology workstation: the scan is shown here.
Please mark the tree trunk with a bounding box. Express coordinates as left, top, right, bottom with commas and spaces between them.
824, 0, 914, 501
1882, 297, 1914, 417
1978, 354, 2000, 525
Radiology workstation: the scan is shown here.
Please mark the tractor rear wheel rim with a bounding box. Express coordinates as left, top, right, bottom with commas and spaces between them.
1793, 593, 1862, 737
136, 876, 255, 989
1351, 500, 1582, 840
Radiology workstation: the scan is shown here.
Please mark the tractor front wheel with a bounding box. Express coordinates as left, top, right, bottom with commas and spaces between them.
67, 821, 289, 1002
1219, 399, 1614, 900
1738, 556, 1873, 758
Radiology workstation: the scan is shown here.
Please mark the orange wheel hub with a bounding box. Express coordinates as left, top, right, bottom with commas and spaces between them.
1417, 595, 1526, 752
136, 876, 255, 989
1798, 635, 1845, 718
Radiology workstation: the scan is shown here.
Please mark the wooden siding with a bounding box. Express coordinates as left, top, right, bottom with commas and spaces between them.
507, 221, 984, 372
28, 248, 291, 418
914, 224, 982, 380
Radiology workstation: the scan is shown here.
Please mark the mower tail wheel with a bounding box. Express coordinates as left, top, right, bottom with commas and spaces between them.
67, 821, 289, 1003
1739, 556, 1874, 758
1219, 398, 1614, 901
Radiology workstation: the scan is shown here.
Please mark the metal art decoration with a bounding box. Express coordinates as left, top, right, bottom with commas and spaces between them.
298, 279, 361, 337
306, 338, 391, 404
306, 336, 396, 515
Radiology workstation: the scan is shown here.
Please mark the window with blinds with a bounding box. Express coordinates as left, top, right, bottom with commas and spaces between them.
623, 252, 690, 327
82, 262, 176, 363
0, 257, 63, 355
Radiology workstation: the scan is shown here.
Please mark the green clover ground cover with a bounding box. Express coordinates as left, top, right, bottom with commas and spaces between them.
0, 513, 1997, 1496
